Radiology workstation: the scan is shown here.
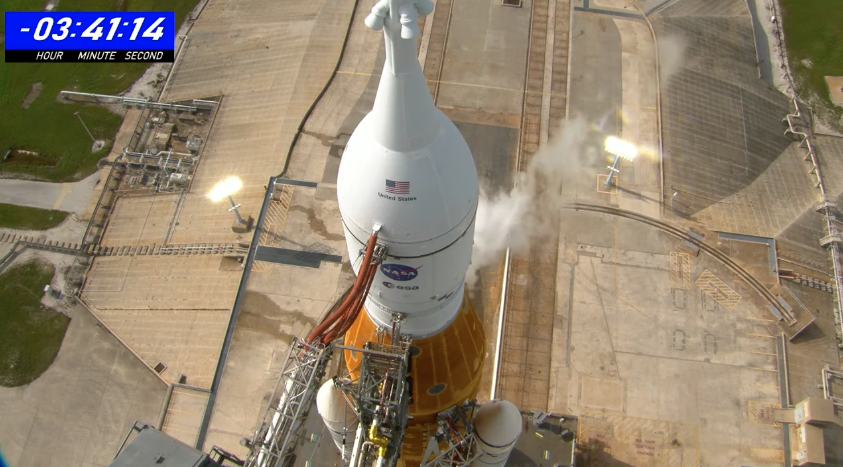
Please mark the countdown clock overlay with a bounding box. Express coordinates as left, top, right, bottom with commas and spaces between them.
4, 12, 175, 62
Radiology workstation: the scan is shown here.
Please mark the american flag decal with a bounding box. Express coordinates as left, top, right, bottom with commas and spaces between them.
385, 179, 410, 194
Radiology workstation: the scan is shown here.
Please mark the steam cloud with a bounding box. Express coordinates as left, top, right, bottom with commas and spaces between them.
656, 34, 688, 84
469, 118, 591, 282
468, 34, 687, 282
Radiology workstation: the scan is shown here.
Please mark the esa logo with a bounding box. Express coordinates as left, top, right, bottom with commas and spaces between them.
383, 281, 419, 290
380, 263, 420, 281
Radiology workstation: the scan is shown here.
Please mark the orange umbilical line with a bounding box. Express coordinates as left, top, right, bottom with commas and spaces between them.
306, 232, 380, 344
325, 257, 379, 342
322, 246, 379, 343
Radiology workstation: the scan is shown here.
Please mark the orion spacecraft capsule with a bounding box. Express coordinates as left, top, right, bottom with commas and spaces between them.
336, 0, 488, 463
337, 0, 477, 337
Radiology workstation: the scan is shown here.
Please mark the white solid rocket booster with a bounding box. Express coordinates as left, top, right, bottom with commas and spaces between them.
316, 380, 358, 460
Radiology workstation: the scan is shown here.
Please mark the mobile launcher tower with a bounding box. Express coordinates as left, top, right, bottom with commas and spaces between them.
243, 1, 521, 466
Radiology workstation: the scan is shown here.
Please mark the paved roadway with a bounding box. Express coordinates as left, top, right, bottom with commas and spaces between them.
0, 172, 101, 215
0, 308, 166, 467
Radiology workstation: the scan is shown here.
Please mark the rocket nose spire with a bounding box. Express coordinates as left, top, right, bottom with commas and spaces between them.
366, 0, 439, 152
366, 0, 434, 39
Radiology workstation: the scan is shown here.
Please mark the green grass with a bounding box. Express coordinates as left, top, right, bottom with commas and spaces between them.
0, 203, 69, 230
780, 0, 843, 130
0, 261, 69, 387
1, 0, 199, 181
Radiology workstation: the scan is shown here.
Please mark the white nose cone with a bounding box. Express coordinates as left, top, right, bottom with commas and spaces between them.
316, 380, 358, 459
472, 400, 522, 467
337, 0, 477, 338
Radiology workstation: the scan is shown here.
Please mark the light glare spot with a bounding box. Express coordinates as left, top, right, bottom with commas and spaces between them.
604, 136, 638, 161
209, 176, 243, 202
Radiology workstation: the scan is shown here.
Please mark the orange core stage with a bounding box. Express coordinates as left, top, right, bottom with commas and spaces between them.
343, 290, 485, 464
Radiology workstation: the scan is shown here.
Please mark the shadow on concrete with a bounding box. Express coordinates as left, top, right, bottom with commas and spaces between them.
506, 448, 539, 466
575, 439, 637, 467
789, 320, 829, 345
744, 0, 772, 84
615, 186, 662, 205
666, 200, 695, 220
652, 0, 793, 216
456, 122, 517, 198
824, 423, 843, 466
510, 415, 577, 467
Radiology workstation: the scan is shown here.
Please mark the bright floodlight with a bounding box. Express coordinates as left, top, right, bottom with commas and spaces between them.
209, 176, 250, 228
209, 176, 243, 202
604, 136, 638, 161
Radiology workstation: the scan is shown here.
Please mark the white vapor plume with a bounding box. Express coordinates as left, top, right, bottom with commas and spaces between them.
656, 34, 688, 84
469, 118, 590, 282
473, 184, 531, 268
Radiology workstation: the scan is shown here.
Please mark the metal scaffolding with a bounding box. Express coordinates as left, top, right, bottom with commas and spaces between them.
243, 338, 333, 467
768, 0, 843, 348
59, 90, 217, 112
821, 366, 843, 407
241, 334, 415, 467
419, 403, 482, 467
336, 332, 412, 467
119, 148, 197, 192
783, 100, 843, 349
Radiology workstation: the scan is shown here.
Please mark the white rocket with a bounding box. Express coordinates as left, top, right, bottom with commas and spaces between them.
331, 1, 521, 465
337, 0, 478, 338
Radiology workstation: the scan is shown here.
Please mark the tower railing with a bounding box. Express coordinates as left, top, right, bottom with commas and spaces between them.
243, 338, 332, 467
783, 101, 843, 348
420, 403, 481, 467
335, 337, 411, 467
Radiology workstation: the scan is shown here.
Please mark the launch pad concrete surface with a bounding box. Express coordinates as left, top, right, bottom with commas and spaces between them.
0, 173, 102, 217
65, 0, 359, 452
6, 0, 842, 465
78, 0, 355, 394
552, 216, 788, 466
545, 2, 843, 466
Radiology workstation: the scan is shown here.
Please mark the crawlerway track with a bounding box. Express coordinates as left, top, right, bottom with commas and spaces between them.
567, 203, 789, 318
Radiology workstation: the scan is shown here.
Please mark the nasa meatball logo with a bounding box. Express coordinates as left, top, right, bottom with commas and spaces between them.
380, 263, 420, 281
